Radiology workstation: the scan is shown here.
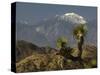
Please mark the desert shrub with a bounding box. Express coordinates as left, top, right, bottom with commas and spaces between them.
47, 55, 64, 70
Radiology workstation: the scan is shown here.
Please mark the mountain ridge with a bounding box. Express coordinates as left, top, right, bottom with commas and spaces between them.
16, 13, 97, 48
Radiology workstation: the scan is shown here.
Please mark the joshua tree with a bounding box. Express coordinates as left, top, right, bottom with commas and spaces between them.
56, 36, 68, 49
56, 36, 72, 57
73, 24, 87, 59
56, 37, 67, 56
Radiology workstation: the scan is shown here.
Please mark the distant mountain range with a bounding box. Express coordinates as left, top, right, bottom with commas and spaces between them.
16, 13, 97, 48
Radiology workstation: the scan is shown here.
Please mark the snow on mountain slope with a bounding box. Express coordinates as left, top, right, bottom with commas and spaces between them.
60, 12, 86, 24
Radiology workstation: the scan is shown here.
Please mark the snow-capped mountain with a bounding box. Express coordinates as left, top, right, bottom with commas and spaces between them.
59, 13, 86, 24
16, 12, 97, 48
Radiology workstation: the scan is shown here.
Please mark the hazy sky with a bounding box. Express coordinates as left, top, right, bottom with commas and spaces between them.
16, 2, 97, 25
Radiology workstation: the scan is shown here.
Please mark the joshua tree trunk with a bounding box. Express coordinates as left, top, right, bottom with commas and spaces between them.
78, 36, 84, 59
77, 36, 84, 68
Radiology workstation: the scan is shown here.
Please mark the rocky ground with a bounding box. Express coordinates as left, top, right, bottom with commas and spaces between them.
16, 40, 97, 73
